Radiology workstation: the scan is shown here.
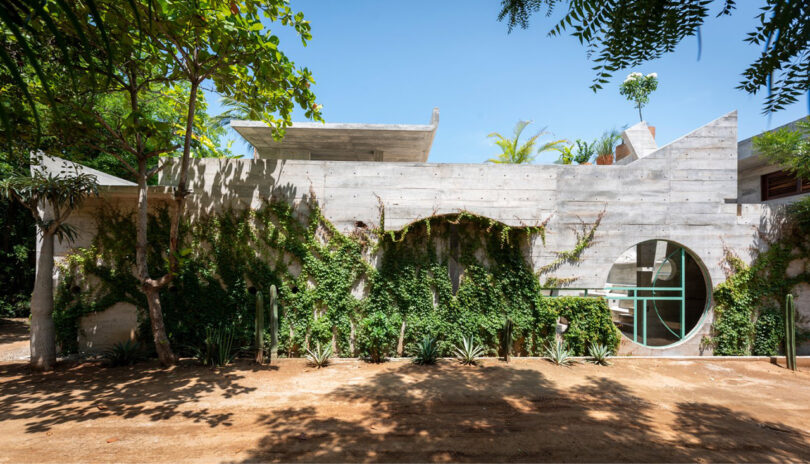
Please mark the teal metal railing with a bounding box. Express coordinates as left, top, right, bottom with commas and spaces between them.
541, 247, 687, 347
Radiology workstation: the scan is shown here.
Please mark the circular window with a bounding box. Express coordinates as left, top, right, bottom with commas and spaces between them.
606, 240, 709, 347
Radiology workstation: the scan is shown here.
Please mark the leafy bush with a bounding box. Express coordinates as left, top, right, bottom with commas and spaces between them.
0, 195, 34, 317
573, 139, 596, 164
103, 340, 142, 367
412, 335, 439, 365
453, 334, 485, 365
306, 342, 332, 368
358, 311, 399, 362
545, 340, 573, 366
588, 341, 612, 366
537, 297, 620, 356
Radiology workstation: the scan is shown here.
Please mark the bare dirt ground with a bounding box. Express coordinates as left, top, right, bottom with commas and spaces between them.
0, 343, 809, 463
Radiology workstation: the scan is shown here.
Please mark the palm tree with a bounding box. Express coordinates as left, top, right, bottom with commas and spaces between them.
210, 95, 260, 155
486, 121, 566, 164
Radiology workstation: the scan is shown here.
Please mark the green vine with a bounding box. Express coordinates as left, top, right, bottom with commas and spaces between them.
54, 196, 617, 358
709, 197, 810, 355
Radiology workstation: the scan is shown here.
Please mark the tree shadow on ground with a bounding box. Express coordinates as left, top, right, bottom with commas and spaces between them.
0, 360, 256, 433
235, 361, 810, 463
0, 318, 29, 345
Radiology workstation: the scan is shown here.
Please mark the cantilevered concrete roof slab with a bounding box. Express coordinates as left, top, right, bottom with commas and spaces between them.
231, 108, 438, 163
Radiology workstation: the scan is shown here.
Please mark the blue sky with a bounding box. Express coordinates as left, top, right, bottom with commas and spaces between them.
206, 1, 808, 164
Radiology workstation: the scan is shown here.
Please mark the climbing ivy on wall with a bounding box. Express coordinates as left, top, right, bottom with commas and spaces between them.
710, 197, 810, 356
54, 195, 618, 358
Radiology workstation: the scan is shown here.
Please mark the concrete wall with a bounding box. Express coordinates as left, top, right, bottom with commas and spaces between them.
50, 188, 174, 354
155, 111, 775, 355
52, 111, 802, 356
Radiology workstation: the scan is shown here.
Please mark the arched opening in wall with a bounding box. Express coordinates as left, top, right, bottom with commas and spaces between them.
606, 240, 709, 347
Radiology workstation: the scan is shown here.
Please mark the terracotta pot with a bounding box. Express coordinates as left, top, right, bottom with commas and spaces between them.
615, 143, 631, 161
596, 153, 614, 165
648, 125, 656, 139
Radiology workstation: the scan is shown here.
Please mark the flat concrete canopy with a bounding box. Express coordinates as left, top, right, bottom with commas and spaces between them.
231, 108, 439, 163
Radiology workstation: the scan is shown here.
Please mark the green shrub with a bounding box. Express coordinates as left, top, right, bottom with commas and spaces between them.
310, 316, 334, 347
537, 297, 620, 356
358, 311, 399, 362
0, 196, 35, 318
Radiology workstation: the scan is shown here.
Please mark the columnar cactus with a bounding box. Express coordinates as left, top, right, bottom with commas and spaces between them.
255, 291, 265, 364
269, 284, 279, 363
785, 294, 797, 371
503, 317, 514, 363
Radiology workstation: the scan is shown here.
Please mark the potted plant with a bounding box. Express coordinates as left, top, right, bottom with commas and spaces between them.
574, 139, 596, 165
595, 129, 622, 165
555, 144, 575, 165
620, 72, 658, 124
616, 72, 658, 160
555, 140, 597, 165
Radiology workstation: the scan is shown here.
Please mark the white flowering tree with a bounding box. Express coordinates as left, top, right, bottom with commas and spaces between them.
619, 72, 658, 122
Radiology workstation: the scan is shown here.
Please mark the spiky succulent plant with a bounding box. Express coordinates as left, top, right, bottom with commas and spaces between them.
453, 334, 485, 365
306, 342, 332, 368
413, 335, 439, 365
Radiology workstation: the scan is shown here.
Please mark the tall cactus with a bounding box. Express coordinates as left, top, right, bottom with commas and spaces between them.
503, 317, 514, 363
255, 291, 265, 364
269, 284, 279, 363
785, 294, 797, 371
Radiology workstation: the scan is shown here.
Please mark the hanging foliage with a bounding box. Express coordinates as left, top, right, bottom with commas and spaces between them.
54, 195, 617, 358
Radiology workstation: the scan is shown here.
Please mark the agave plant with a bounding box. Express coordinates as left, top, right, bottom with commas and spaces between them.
103, 340, 142, 367
306, 342, 333, 368
544, 340, 574, 366
413, 335, 440, 365
194, 325, 237, 367
453, 334, 485, 365
588, 342, 612, 366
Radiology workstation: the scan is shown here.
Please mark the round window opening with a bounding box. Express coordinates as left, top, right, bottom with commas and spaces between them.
606, 240, 710, 347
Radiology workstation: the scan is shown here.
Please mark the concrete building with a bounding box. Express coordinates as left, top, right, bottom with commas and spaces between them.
45, 111, 809, 356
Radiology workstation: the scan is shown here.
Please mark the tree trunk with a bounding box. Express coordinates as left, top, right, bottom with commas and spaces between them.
135, 159, 176, 365
30, 230, 56, 370
144, 285, 176, 365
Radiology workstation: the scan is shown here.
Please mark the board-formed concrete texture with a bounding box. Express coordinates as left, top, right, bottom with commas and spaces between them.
46, 111, 808, 356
